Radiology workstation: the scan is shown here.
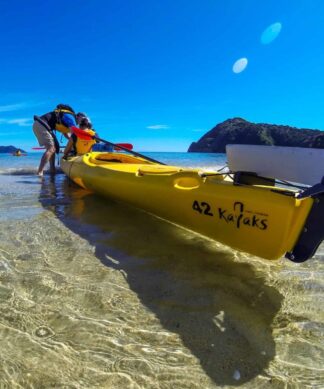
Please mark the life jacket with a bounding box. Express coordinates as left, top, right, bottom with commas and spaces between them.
74, 129, 96, 155
39, 104, 76, 134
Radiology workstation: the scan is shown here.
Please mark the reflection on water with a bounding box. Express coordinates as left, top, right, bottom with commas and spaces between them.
0, 173, 323, 388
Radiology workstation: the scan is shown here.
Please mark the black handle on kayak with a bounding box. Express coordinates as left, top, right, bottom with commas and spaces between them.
94, 135, 165, 165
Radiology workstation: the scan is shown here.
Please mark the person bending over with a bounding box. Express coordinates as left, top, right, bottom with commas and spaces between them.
32, 104, 77, 175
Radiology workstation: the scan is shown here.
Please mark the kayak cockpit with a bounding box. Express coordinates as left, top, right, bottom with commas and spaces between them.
88, 152, 151, 165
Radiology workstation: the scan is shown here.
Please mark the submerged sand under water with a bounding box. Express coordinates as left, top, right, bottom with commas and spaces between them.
0, 172, 323, 388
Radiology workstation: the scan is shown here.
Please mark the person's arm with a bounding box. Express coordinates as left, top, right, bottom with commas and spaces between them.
63, 134, 77, 158
63, 138, 73, 158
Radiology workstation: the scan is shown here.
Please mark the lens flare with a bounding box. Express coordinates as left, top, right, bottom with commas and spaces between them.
232, 58, 248, 74
261, 22, 282, 44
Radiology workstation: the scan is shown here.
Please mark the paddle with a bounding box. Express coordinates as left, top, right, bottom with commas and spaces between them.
32, 146, 65, 150
32, 143, 134, 151
71, 126, 165, 165
113, 143, 133, 151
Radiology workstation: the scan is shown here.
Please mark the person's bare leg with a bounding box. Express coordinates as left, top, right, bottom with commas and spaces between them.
37, 147, 55, 176
49, 153, 56, 174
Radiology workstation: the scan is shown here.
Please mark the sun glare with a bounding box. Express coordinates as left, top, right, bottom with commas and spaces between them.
261, 22, 282, 44
232, 58, 248, 74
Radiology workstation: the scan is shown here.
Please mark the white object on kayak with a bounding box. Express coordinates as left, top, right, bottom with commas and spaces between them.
226, 144, 324, 186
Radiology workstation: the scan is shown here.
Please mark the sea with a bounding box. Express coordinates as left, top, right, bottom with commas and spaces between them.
0, 151, 323, 388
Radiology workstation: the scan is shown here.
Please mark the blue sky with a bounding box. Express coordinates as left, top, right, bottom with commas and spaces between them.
0, 0, 323, 151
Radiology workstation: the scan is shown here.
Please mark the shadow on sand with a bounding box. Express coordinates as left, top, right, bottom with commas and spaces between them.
38, 174, 283, 386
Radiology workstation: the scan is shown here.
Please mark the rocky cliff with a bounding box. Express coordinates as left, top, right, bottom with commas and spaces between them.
188, 118, 324, 153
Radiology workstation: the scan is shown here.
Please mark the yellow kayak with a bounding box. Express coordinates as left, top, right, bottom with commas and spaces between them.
61, 152, 324, 262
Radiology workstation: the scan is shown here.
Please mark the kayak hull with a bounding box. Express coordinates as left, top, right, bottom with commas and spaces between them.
61, 152, 315, 261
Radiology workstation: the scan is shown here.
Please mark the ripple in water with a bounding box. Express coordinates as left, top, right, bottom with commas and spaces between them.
0, 165, 323, 387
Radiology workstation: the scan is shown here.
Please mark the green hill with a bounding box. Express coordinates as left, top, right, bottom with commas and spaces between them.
188, 118, 324, 153
0, 145, 27, 153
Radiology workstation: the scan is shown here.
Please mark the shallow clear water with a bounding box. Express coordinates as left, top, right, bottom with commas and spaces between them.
0, 152, 323, 388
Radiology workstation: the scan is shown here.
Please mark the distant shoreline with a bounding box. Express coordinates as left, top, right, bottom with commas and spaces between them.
0, 145, 27, 153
